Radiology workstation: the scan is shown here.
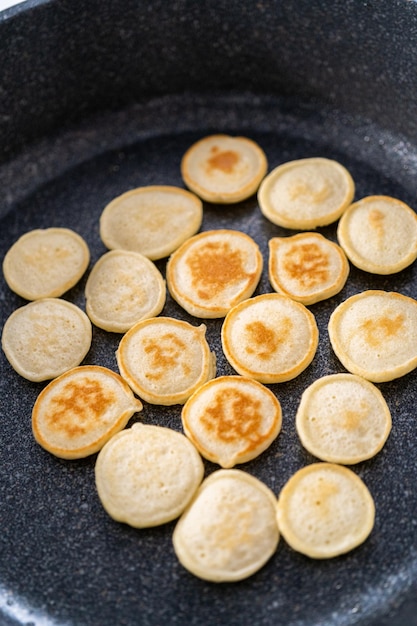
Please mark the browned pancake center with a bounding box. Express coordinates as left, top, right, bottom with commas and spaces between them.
46, 379, 116, 437
245, 319, 293, 360
309, 479, 340, 514
206, 146, 239, 173
288, 180, 331, 204
283, 242, 330, 288
200, 388, 268, 451
144, 333, 191, 381
368, 208, 385, 242
339, 402, 370, 431
361, 313, 405, 347
186, 241, 249, 300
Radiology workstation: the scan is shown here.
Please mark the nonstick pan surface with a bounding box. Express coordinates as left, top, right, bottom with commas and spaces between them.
1, 3, 417, 626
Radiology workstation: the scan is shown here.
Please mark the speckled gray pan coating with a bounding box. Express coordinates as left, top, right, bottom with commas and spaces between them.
1, 1, 417, 626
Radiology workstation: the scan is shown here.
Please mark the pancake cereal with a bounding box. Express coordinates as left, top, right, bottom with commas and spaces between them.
3, 227, 90, 300
2, 298, 92, 382
296, 373, 392, 464
100, 185, 203, 260
85, 249, 166, 333
173, 469, 279, 581
258, 157, 354, 229
117, 317, 216, 405
182, 375, 282, 468
32, 365, 142, 459
221, 293, 319, 383
328, 290, 417, 382
277, 463, 375, 558
268, 232, 349, 305
181, 134, 268, 204
95, 423, 204, 528
337, 195, 417, 274
166, 229, 263, 318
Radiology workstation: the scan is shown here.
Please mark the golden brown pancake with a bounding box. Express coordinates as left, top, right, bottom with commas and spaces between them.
166, 229, 263, 318
181, 134, 268, 203
295, 373, 392, 464
328, 290, 417, 382
181, 375, 282, 467
116, 317, 216, 405
337, 195, 417, 274
32, 365, 143, 459
221, 293, 319, 383
268, 232, 349, 305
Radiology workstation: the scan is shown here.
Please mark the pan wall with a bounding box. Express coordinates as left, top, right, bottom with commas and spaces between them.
1, 0, 417, 164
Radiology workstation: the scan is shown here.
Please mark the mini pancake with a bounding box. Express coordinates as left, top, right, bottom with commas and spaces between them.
85, 249, 166, 333
276, 462, 375, 559
337, 195, 417, 274
116, 317, 216, 405
32, 365, 143, 459
180, 134, 268, 204
99, 185, 203, 260
95, 423, 204, 528
296, 373, 392, 464
268, 232, 349, 305
181, 375, 282, 468
221, 293, 319, 383
328, 290, 417, 382
1, 298, 92, 382
3, 227, 90, 300
166, 229, 263, 318
173, 469, 279, 582
258, 157, 355, 229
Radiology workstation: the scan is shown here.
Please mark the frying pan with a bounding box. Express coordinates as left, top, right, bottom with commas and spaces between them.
1, 1, 417, 624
